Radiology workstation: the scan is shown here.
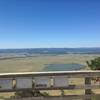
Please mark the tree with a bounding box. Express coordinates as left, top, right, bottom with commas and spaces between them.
86, 57, 100, 70
86, 57, 100, 83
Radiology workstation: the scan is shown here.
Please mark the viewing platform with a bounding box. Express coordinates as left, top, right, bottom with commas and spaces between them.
0, 71, 100, 100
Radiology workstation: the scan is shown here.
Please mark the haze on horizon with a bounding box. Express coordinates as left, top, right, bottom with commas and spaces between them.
0, 0, 100, 49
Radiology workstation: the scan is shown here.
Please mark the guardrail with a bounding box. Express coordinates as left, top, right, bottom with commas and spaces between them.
0, 71, 100, 100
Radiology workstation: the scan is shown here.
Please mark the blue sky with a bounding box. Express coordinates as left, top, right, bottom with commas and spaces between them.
0, 0, 100, 48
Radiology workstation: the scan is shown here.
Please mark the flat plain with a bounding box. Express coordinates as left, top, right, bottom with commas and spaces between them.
0, 54, 100, 73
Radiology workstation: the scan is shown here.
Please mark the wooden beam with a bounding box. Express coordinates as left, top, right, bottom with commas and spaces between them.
85, 77, 91, 100
0, 70, 100, 78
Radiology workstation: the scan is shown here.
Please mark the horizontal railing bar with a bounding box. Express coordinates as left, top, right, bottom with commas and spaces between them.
0, 70, 100, 78
8, 94, 96, 100
34, 85, 100, 90
0, 84, 100, 92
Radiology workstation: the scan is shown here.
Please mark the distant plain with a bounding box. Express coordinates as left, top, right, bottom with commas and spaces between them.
0, 53, 100, 73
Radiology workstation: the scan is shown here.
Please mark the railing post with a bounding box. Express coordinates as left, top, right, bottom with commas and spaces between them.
85, 77, 91, 100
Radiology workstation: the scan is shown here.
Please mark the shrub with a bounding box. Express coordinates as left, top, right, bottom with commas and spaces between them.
86, 57, 100, 70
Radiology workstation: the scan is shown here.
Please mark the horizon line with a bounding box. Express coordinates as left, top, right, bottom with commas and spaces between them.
0, 47, 100, 49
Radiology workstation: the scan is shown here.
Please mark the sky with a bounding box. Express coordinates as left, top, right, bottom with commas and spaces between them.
0, 0, 100, 48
